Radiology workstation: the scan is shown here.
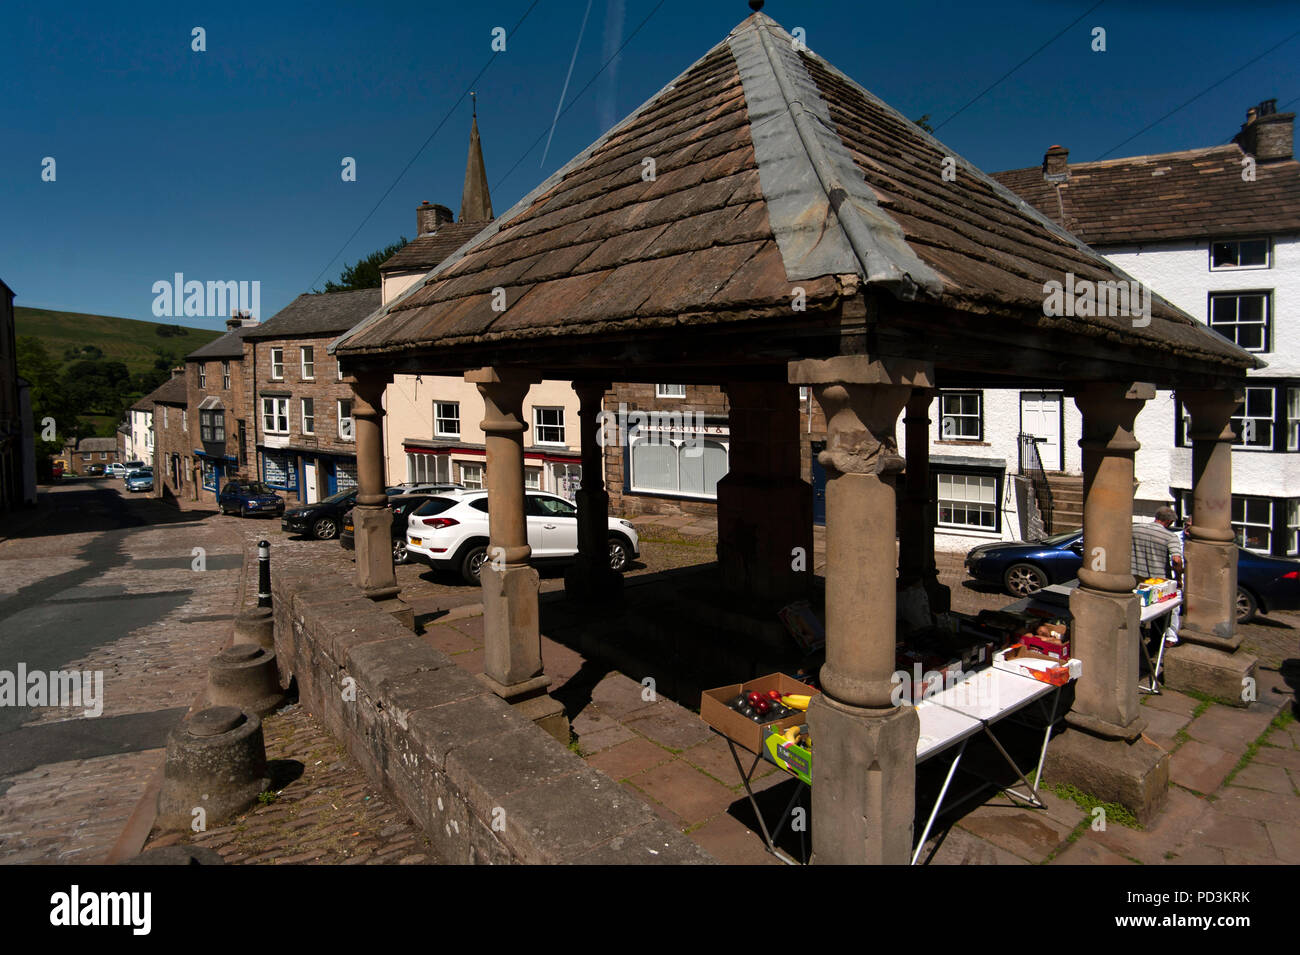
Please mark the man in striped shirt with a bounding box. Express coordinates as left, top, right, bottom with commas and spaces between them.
1132, 505, 1184, 644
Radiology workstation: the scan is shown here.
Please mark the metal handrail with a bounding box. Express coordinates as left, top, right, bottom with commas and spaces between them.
1018, 433, 1054, 535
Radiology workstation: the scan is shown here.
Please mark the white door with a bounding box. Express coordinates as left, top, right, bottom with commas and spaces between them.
1020, 392, 1062, 471
304, 460, 319, 504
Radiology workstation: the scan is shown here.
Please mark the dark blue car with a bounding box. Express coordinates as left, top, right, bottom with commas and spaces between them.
218, 480, 286, 518
964, 528, 1300, 623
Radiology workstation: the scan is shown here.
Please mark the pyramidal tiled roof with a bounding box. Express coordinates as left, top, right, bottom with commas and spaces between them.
993, 144, 1300, 246
335, 13, 1257, 372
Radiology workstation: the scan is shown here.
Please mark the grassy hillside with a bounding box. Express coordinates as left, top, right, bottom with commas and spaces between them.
15, 306, 221, 375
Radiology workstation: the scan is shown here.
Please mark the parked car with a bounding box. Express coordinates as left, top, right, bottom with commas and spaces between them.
281, 488, 358, 540
124, 468, 154, 492
121, 460, 145, 477
386, 482, 463, 497
340, 494, 438, 564
105, 462, 128, 477
85, 463, 105, 476
963, 528, 1300, 623
218, 480, 286, 518
405, 489, 640, 585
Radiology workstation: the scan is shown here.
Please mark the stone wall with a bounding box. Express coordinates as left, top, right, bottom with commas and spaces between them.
263, 544, 713, 864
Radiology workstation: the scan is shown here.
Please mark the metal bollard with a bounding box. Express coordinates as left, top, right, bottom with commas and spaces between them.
257, 540, 271, 608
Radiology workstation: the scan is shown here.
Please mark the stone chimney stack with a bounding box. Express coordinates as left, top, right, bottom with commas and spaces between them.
1043, 145, 1070, 182
416, 201, 455, 235
171, 366, 185, 379
226, 316, 241, 331
1233, 99, 1294, 163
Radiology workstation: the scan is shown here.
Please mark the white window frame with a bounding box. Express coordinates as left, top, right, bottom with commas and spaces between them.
533, 406, 566, 446
628, 434, 729, 500
200, 409, 226, 443
337, 360, 344, 382
1289, 388, 1300, 452
301, 398, 315, 435
270, 347, 284, 380
434, 401, 461, 439
221, 361, 230, 390
936, 472, 998, 532
1232, 386, 1274, 451
656, 384, 686, 398
524, 466, 542, 490
301, 346, 315, 380
460, 461, 484, 489
1289, 500, 1300, 557
198, 364, 207, 388
262, 397, 289, 435
406, 452, 451, 484
1232, 497, 1273, 554
938, 391, 982, 441
163, 407, 168, 429
1209, 238, 1270, 271
182, 410, 187, 432
338, 399, 355, 442
1208, 291, 1271, 353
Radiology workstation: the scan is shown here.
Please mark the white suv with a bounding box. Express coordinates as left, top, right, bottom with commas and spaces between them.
405, 490, 640, 584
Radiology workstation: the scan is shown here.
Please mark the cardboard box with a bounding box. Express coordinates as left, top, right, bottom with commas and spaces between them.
700, 673, 818, 754
764, 726, 812, 785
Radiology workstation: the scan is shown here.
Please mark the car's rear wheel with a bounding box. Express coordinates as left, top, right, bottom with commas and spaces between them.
314, 517, 338, 540
461, 544, 488, 585
240, 504, 250, 518
1004, 562, 1048, 598
608, 536, 629, 572
393, 538, 409, 565
1236, 586, 1258, 624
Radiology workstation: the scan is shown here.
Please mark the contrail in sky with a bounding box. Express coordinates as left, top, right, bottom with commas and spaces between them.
542, 0, 596, 167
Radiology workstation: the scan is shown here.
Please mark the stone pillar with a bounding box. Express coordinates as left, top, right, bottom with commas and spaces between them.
564, 380, 620, 601
789, 357, 931, 865
1165, 387, 1257, 704
1044, 382, 1169, 826
715, 380, 812, 603
466, 367, 567, 741
348, 374, 398, 594
1066, 382, 1153, 741
898, 389, 950, 614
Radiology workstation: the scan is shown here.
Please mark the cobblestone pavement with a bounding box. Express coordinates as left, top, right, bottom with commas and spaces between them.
151, 702, 435, 865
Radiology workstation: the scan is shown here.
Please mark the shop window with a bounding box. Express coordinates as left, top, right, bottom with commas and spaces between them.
533, 407, 565, 445
938, 391, 982, 440
549, 461, 582, 501
262, 397, 289, 434
1232, 497, 1273, 554
656, 384, 686, 398
460, 462, 484, 489
262, 451, 297, 490
407, 452, 451, 484
936, 472, 998, 531
1208, 291, 1271, 352
1210, 238, 1269, 270
435, 401, 460, 438
335, 462, 358, 492
302, 398, 315, 435
629, 436, 728, 499
525, 466, 542, 490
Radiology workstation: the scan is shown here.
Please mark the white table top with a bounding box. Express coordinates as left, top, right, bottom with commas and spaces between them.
915, 699, 984, 762
924, 666, 1055, 722
1140, 594, 1181, 623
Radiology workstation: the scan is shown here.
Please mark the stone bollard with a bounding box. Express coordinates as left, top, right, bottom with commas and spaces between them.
232, 606, 274, 649
156, 707, 271, 833
207, 644, 285, 717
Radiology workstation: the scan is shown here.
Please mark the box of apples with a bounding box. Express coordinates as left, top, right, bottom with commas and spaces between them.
700, 672, 819, 754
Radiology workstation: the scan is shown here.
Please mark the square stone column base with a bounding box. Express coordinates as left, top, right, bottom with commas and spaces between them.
808, 694, 918, 865
353, 505, 398, 594
1067, 586, 1144, 739
1163, 643, 1257, 707
370, 596, 415, 632
481, 563, 542, 687
1043, 728, 1169, 826
475, 672, 569, 743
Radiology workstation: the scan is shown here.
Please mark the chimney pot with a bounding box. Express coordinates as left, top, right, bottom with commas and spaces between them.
1043, 144, 1070, 182
417, 201, 455, 235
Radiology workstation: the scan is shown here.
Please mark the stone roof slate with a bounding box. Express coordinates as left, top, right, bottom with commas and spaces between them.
244, 288, 381, 340
146, 375, 189, 406
380, 223, 489, 272
335, 13, 1257, 373
188, 326, 253, 360
993, 145, 1300, 246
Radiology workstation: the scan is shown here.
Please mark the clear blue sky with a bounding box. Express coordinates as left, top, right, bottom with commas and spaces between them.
3, 0, 1298, 328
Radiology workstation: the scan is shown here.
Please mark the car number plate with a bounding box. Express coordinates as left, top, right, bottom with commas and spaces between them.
409, 537, 422, 546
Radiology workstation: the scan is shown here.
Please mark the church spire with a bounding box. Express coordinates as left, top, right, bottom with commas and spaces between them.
460, 95, 494, 224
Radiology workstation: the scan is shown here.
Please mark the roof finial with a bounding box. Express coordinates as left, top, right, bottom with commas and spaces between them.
470, 91, 477, 118
749, 0, 764, 10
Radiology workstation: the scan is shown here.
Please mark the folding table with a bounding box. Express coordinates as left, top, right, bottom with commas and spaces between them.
1138, 595, 1181, 695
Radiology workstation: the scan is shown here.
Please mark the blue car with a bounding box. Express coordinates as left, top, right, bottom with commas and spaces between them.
218, 480, 286, 518
125, 468, 154, 492
964, 528, 1300, 623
